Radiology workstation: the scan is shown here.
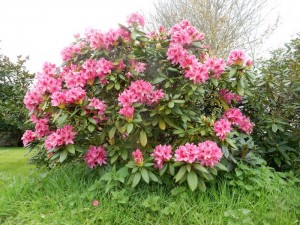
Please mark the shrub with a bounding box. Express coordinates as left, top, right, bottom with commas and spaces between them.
246, 37, 300, 173
23, 13, 256, 191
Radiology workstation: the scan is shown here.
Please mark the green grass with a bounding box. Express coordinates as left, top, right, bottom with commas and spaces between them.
0, 147, 34, 175
0, 148, 299, 224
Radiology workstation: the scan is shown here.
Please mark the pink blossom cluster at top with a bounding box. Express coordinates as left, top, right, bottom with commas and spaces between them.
132, 149, 144, 166
84, 27, 130, 50
222, 108, 254, 134
24, 89, 44, 111
218, 89, 242, 104
45, 125, 77, 150
127, 12, 145, 27
61, 41, 85, 62
84, 145, 107, 168
118, 80, 165, 119
174, 141, 222, 167
151, 145, 173, 169
50, 87, 86, 108
166, 20, 226, 84
227, 49, 253, 67
22, 130, 36, 146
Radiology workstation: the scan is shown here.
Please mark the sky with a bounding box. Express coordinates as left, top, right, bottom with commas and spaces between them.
0, 0, 299, 73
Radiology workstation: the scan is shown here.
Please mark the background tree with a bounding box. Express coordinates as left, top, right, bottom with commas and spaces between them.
147, 0, 278, 58
245, 36, 300, 173
0, 53, 34, 146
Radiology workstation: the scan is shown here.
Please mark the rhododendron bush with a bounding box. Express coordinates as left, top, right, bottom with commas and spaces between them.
23, 13, 255, 191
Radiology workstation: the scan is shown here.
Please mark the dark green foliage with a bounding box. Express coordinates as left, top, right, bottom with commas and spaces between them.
0, 54, 34, 146
246, 37, 300, 173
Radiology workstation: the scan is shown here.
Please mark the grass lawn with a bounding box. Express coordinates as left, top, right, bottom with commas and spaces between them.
0, 147, 34, 175
0, 148, 299, 224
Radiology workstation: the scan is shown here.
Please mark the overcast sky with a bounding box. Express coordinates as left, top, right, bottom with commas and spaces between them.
0, 0, 299, 73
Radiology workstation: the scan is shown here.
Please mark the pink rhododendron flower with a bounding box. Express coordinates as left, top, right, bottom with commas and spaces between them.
214, 119, 232, 140
42, 62, 58, 76
127, 12, 145, 27
65, 87, 86, 104
134, 62, 147, 73
132, 149, 144, 166
93, 200, 99, 207
85, 145, 107, 168
22, 130, 36, 146
222, 108, 244, 125
35, 118, 50, 138
222, 108, 254, 134
45, 125, 77, 150
151, 145, 173, 169
87, 98, 107, 115
218, 89, 242, 104
174, 143, 199, 163
24, 90, 43, 111
184, 62, 209, 84
51, 91, 67, 108
204, 58, 226, 78
61, 42, 83, 61
238, 116, 254, 134
227, 49, 248, 66
166, 44, 189, 65
85, 28, 108, 50
119, 106, 135, 119
198, 140, 222, 167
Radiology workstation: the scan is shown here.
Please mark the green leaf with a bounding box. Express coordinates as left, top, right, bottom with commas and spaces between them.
59, 150, 68, 163
57, 113, 68, 127
220, 99, 229, 110
115, 82, 120, 90
139, 130, 147, 147
229, 67, 237, 77
66, 144, 75, 154
211, 78, 218, 86
187, 171, 198, 191
159, 118, 166, 130
88, 117, 97, 125
88, 124, 95, 133
141, 169, 150, 184
164, 117, 178, 128
109, 127, 117, 139
127, 123, 134, 134
214, 162, 228, 171
106, 83, 114, 91
237, 82, 244, 96
167, 67, 179, 72
198, 179, 206, 192
272, 124, 278, 132
168, 101, 175, 108
153, 77, 167, 84
175, 166, 187, 182
193, 164, 208, 173
131, 30, 137, 40
149, 171, 159, 183
132, 172, 141, 188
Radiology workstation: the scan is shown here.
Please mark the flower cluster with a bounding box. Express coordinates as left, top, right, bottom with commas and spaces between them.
214, 118, 232, 140
227, 49, 253, 67
151, 145, 172, 169
132, 149, 144, 166
22, 130, 36, 146
222, 108, 254, 134
45, 125, 77, 150
84, 145, 107, 168
118, 80, 165, 119
127, 12, 145, 27
50, 87, 86, 107
218, 89, 242, 104
167, 20, 226, 84
87, 98, 107, 116
174, 141, 222, 167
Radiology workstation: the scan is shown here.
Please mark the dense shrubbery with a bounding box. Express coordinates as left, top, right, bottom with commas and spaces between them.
246, 37, 300, 173
23, 13, 256, 191
0, 55, 33, 146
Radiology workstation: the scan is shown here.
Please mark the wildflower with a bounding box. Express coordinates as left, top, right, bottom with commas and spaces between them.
93, 200, 99, 207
